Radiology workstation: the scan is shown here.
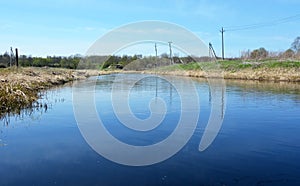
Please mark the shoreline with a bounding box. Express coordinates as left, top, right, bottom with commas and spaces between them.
119, 67, 300, 82
1, 66, 299, 118
0, 67, 100, 118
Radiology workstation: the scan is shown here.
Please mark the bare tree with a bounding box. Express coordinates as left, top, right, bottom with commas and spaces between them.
291, 36, 300, 53
241, 50, 251, 59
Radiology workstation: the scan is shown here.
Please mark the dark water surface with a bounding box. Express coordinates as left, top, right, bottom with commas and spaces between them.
0, 74, 300, 186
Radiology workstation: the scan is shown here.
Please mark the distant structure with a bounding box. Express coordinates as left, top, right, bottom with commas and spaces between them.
209, 43, 218, 59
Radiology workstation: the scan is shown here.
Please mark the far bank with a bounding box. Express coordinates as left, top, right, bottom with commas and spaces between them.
117, 60, 300, 82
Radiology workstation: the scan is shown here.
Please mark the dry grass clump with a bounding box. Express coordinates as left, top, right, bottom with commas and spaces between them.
0, 81, 38, 117
0, 67, 100, 118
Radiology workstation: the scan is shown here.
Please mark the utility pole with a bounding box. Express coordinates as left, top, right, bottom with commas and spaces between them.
154, 43, 158, 68
168, 41, 173, 65
155, 43, 158, 58
220, 27, 225, 60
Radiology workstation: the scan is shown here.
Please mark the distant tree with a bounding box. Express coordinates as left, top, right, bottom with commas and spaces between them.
282, 49, 295, 59
181, 56, 196, 63
28, 56, 33, 66
250, 47, 268, 59
0, 52, 10, 67
250, 50, 258, 59
160, 53, 169, 58
291, 36, 300, 53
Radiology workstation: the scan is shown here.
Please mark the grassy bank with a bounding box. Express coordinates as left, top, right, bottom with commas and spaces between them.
0, 67, 99, 118
145, 60, 300, 82
1, 60, 299, 118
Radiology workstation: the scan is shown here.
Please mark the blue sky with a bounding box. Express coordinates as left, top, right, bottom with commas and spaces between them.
1, 0, 300, 57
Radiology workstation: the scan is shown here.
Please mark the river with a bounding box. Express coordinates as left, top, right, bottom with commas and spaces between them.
0, 74, 300, 186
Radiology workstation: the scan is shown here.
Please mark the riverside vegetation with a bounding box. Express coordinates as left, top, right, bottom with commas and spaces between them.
150, 59, 300, 82
0, 67, 99, 118
1, 52, 300, 118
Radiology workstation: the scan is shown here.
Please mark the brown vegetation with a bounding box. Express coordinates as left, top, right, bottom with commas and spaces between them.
0, 67, 99, 117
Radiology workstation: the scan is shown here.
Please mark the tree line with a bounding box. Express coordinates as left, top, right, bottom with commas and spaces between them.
0, 53, 81, 69
0, 53, 196, 70
0, 54, 144, 69
240, 36, 300, 60
1, 36, 299, 69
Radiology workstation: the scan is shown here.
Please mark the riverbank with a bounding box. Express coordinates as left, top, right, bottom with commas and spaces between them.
1, 60, 299, 117
134, 60, 300, 82
0, 67, 99, 118
146, 67, 300, 82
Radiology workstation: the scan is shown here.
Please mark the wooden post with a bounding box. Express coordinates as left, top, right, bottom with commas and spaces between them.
15, 48, 19, 67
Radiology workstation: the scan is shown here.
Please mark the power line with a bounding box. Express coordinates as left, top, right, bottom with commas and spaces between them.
224, 13, 300, 32
219, 13, 300, 59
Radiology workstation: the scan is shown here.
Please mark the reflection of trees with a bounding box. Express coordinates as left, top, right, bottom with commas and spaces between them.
201, 77, 300, 103
0, 101, 49, 146
96, 74, 179, 107
0, 89, 66, 126
207, 79, 226, 121
1, 101, 49, 126
96, 74, 176, 93
195, 77, 300, 118
226, 79, 300, 101
0, 88, 67, 148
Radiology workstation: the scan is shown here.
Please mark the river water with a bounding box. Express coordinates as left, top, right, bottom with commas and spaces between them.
0, 74, 300, 186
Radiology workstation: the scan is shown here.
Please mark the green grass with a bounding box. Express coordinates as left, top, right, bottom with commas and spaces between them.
157, 60, 300, 72
158, 62, 221, 71
262, 61, 300, 68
